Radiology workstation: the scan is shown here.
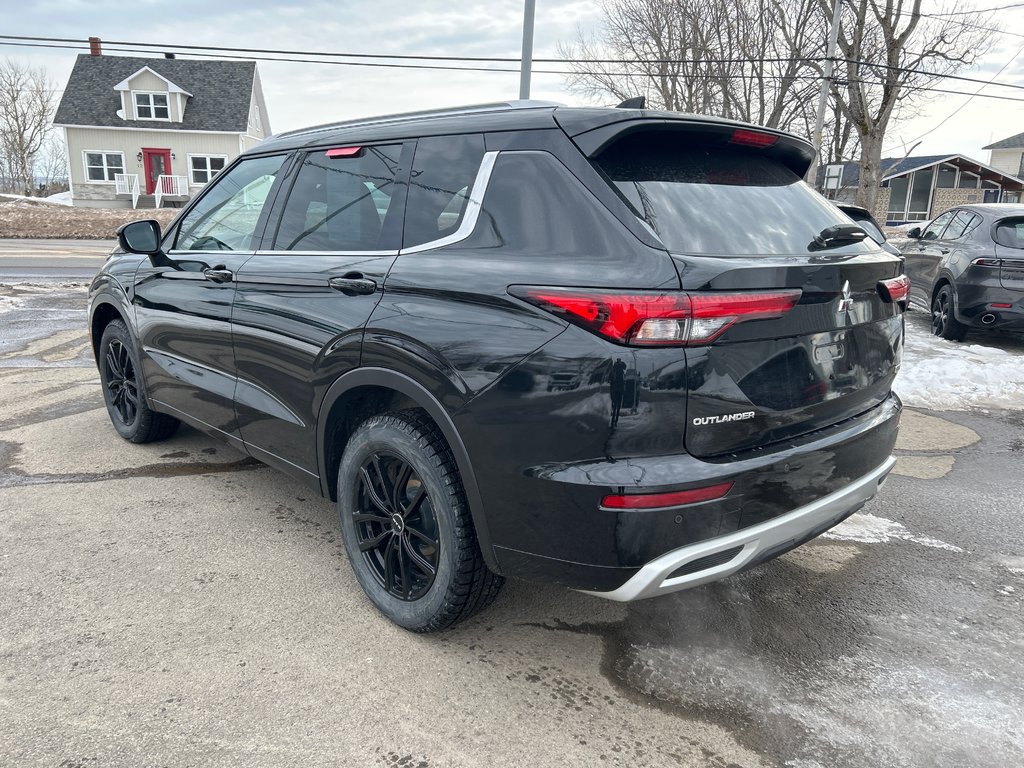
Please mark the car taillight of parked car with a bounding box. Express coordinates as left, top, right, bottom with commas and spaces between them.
878, 275, 910, 304
511, 287, 802, 346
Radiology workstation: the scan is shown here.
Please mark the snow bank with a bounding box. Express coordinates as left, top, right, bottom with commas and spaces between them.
45, 191, 73, 206
894, 311, 1024, 410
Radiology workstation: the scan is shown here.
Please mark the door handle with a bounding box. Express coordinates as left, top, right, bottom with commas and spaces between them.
940, 248, 950, 254
203, 268, 233, 283
329, 274, 377, 296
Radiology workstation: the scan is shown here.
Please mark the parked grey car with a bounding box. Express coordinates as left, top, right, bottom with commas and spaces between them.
901, 204, 1024, 340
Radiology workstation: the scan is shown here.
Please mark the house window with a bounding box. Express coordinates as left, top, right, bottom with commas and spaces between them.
189, 155, 228, 185
83, 151, 125, 182
134, 92, 170, 120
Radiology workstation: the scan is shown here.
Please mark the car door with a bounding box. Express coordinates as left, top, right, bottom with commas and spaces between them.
133, 152, 290, 443
230, 141, 411, 481
904, 210, 955, 300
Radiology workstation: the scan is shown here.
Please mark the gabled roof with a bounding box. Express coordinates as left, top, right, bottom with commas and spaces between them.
984, 131, 1024, 150
54, 54, 259, 133
818, 153, 1024, 189
112, 66, 192, 97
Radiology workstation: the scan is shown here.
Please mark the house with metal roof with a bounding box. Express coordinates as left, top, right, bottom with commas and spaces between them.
819, 153, 1024, 225
53, 40, 269, 208
984, 131, 1024, 179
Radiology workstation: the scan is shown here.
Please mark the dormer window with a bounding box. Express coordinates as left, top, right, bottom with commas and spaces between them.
134, 92, 170, 120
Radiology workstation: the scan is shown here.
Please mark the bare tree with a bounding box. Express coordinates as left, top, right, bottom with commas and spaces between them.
0, 59, 56, 197
559, 0, 828, 137
823, 0, 993, 209
35, 133, 69, 195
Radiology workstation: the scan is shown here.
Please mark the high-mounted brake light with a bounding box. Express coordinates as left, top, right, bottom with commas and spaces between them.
729, 129, 778, 148
878, 275, 910, 304
602, 482, 734, 510
510, 287, 801, 346
326, 146, 362, 158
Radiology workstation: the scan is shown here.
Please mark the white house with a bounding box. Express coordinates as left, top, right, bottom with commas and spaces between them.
984, 131, 1024, 179
53, 40, 270, 208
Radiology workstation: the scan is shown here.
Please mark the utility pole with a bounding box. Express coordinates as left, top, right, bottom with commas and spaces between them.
519, 0, 536, 100
808, 0, 844, 188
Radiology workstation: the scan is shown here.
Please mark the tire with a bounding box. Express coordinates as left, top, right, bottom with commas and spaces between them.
337, 410, 503, 632
931, 284, 968, 341
98, 320, 180, 443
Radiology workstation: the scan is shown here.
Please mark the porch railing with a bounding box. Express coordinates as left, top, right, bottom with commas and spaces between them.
114, 173, 140, 209
154, 174, 189, 208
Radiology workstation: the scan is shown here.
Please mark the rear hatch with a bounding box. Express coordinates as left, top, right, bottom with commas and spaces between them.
587, 124, 905, 458
995, 216, 1024, 291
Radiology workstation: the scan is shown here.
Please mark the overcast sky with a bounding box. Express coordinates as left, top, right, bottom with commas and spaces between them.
3, 0, 1023, 164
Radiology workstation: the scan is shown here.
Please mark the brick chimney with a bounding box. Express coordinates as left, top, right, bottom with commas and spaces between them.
89, 37, 102, 56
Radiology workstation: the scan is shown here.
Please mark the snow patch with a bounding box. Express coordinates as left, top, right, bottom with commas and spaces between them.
824, 513, 963, 552
895, 311, 1024, 410
45, 191, 73, 206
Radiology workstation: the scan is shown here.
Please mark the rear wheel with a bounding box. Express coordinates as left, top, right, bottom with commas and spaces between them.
931, 285, 968, 341
337, 410, 503, 632
98, 320, 180, 442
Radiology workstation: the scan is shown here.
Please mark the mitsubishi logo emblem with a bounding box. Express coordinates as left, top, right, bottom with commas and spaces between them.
837, 280, 853, 314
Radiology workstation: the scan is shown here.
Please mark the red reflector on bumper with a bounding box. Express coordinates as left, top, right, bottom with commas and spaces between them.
602, 482, 734, 510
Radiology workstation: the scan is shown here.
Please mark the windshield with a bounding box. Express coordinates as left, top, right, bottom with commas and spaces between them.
595, 133, 877, 256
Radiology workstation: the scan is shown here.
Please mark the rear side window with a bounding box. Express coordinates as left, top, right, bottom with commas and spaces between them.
273, 144, 401, 251
943, 211, 975, 240
594, 132, 876, 256
403, 134, 485, 248
995, 217, 1024, 249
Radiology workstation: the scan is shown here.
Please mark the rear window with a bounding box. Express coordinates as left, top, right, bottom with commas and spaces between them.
594, 133, 876, 256
995, 217, 1024, 249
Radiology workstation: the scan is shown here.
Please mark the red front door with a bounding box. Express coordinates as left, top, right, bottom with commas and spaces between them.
141, 148, 172, 194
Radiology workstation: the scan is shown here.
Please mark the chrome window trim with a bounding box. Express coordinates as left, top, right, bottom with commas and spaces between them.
400, 150, 499, 256
252, 250, 399, 257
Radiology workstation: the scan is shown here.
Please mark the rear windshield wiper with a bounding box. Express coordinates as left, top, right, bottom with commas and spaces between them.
809, 224, 868, 252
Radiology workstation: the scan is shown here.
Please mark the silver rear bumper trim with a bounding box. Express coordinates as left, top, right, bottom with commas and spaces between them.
583, 455, 897, 602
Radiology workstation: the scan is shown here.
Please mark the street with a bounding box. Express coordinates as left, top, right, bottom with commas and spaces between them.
1, 265, 1022, 767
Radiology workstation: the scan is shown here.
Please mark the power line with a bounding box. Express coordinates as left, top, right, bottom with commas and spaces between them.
5, 37, 1024, 105
916, 12, 1024, 39
925, 1, 1024, 15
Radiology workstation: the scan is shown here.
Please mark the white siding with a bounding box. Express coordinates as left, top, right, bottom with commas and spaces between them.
64, 127, 248, 205
989, 148, 1024, 177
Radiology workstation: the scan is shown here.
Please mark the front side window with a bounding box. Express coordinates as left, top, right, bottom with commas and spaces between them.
922, 211, 955, 240
175, 154, 286, 251
942, 211, 975, 241
84, 151, 124, 182
403, 134, 486, 248
135, 92, 170, 120
273, 145, 401, 251
190, 155, 227, 185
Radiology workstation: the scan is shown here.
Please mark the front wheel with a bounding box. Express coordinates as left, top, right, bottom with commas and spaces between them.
98, 319, 180, 443
337, 410, 503, 632
931, 285, 968, 342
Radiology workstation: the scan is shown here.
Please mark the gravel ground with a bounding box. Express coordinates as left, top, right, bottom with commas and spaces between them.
0, 199, 177, 239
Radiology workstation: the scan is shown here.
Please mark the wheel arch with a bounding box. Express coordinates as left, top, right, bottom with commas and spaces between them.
317, 367, 500, 574
89, 297, 128, 360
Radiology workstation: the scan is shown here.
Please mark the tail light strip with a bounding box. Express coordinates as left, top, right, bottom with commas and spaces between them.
510, 286, 802, 347
878, 275, 910, 304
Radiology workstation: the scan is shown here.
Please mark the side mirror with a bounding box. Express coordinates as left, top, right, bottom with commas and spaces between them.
117, 219, 162, 256
907, 227, 922, 239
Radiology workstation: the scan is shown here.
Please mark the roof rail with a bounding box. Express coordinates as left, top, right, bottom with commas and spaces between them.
271, 100, 564, 140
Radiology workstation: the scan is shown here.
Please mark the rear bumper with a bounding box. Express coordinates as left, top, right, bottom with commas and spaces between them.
955, 281, 1024, 330
583, 455, 895, 601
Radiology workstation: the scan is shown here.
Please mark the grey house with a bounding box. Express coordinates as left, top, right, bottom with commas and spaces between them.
53, 42, 270, 208
819, 154, 1024, 225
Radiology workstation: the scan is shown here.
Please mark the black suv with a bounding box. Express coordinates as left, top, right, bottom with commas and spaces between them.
90, 101, 905, 631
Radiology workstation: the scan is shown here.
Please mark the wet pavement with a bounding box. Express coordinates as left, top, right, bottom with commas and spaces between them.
1, 280, 1022, 767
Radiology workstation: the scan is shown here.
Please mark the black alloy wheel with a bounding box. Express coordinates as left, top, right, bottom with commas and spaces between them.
354, 452, 440, 601
103, 338, 139, 426
97, 319, 180, 443
931, 285, 967, 341
337, 410, 503, 632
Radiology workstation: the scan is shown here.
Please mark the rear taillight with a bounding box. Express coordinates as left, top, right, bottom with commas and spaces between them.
971, 258, 1001, 267
878, 275, 910, 304
601, 482, 734, 510
511, 287, 801, 346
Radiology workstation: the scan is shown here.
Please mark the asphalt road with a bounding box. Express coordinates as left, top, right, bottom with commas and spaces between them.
0, 239, 112, 281
1, 274, 1022, 767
